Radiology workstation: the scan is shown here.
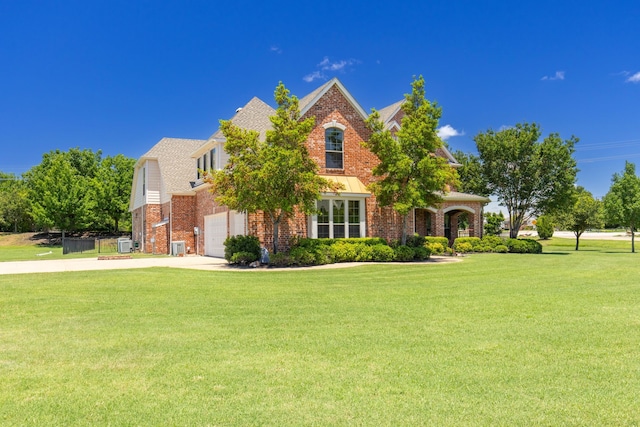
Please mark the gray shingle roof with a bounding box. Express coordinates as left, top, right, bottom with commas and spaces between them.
209, 97, 275, 142
141, 137, 207, 194
377, 100, 404, 124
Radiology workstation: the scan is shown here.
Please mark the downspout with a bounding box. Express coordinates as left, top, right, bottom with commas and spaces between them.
169, 198, 173, 255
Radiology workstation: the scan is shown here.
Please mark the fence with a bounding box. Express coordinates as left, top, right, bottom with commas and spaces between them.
62, 237, 122, 255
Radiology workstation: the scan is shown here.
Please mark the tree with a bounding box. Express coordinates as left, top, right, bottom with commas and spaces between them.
24, 149, 98, 240
603, 162, 640, 253
364, 75, 457, 245
451, 150, 491, 197
0, 172, 32, 232
92, 154, 136, 232
206, 82, 341, 254
555, 186, 603, 250
484, 211, 505, 236
474, 122, 578, 238
535, 214, 554, 239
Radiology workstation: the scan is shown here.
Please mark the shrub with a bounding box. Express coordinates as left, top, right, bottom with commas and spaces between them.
494, 244, 509, 253
453, 237, 481, 252
394, 245, 415, 262
536, 215, 554, 239
370, 244, 395, 262
425, 242, 446, 255
355, 244, 374, 262
484, 211, 505, 236
229, 251, 258, 265
269, 252, 291, 267
224, 235, 261, 263
412, 245, 431, 261
506, 238, 543, 254
454, 242, 474, 253
405, 234, 426, 248
424, 236, 450, 255
289, 246, 316, 266
329, 241, 359, 263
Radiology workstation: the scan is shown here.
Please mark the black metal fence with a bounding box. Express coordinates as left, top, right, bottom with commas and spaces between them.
62, 238, 96, 255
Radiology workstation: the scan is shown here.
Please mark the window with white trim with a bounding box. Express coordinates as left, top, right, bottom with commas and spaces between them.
312, 198, 365, 238
325, 128, 344, 169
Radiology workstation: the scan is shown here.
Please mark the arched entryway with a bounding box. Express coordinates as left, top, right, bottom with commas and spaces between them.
444, 206, 477, 245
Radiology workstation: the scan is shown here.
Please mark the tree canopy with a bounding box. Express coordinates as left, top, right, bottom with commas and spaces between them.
603, 161, 640, 253
474, 122, 578, 238
554, 186, 603, 250
0, 172, 31, 232
364, 75, 457, 245
206, 82, 342, 253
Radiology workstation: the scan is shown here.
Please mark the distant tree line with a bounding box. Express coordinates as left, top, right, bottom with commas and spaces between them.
0, 148, 135, 237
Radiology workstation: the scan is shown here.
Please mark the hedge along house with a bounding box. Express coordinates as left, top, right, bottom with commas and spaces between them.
130, 78, 489, 256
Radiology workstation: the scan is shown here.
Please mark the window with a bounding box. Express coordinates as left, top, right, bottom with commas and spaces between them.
197, 157, 202, 179
325, 128, 344, 169
210, 148, 216, 171
142, 167, 146, 196
312, 198, 364, 238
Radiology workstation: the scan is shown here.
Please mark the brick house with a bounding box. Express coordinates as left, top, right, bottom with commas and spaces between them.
129, 78, 489, 256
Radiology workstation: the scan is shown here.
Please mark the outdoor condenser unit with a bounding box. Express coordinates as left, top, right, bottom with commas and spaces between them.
117, 238, 132, 253
171, 241, 186, 256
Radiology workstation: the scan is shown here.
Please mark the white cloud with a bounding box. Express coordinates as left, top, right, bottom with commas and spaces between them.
626, 72, 640, 83
303, 71, 325, 83
437, 125, 465, 140
303, 56, 360, 82
270, 46, 282, 54
541, 71, 565, 81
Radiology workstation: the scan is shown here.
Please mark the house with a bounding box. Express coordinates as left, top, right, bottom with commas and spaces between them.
129, 78, 489, 256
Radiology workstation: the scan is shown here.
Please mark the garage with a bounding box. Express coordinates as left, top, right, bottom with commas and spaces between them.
204, 211, 247, 257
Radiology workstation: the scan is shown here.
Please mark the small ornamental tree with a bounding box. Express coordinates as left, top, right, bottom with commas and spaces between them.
206, 82, 342, 254
364, 75, 457, 245
555, 186, 603, 250
603, 162, 640, 253
474, 123, 578, 238
484, 211, 505, 236
535, 215, 554, 239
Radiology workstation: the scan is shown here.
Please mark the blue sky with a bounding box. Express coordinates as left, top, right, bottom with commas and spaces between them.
1, 0, 638, 205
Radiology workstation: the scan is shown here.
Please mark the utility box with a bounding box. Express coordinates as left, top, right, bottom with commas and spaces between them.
171, 241, 186, 256
117, 238, 132, 253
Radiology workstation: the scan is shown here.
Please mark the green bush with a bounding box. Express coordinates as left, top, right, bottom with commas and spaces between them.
370, 244, 396, 262
224, 235, 261, 263
506, 238, 543, 254
454, 242, 474, 253
424, 236, 450, 255
229, 251, 258, 265
536, 215, 555, 239
425, 242, 445, 255
495, 244, 509, 253
481, 235, 505, 248
394, 245, 415, 262
412, 245, 431, 261
289, 246, 316, 266
269, 252, 291, 267
329, 241, 359, 263
355, 244, 374, 262
405, 234, 426, 248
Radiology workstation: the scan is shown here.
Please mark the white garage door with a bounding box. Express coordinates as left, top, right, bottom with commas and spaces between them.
204, 213, 227, 257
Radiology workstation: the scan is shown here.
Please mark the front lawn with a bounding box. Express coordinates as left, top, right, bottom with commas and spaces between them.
1, 241, 639, 425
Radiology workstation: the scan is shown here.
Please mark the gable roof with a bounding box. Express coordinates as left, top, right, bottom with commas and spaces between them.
299, 77, 369, 121
377, 100, 404, 125
208, 97, 275, 143
137, 137, 207, 194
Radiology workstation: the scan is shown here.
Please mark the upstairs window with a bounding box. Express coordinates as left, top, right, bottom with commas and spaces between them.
325, 128, 344, 169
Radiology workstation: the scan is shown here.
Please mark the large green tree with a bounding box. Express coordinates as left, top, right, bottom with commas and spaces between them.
24, 149, 99, 239
206, 82, 341, 254
451, 150, 491, 197
92, 154, 135, 232
555, 186, 603, 251
365, 75, 457, 245
474, 122, 578, 238
603, 161, 640, 253
0, 172, 32, 232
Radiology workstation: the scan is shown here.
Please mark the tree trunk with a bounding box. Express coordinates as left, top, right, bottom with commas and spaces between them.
575, 234, 580, 251
632, 227, 635, 254
401, 213, 409, 245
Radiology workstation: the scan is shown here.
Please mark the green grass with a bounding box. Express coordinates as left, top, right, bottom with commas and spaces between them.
1, 240, 640, 425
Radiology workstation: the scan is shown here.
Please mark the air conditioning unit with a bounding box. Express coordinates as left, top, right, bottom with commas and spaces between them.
117, 238, 132, 253
171, 241, 186, 256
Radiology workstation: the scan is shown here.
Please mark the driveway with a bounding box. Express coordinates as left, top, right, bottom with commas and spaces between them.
0, 255, 228, 275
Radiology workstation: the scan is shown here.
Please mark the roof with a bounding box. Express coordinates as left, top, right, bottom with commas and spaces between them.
377, 100, 404, 125
138, 137, 207, 194
299, 77, 369, 121
208, 97, 275, 142
441, 191, 491, 203
321, 175, 371, 197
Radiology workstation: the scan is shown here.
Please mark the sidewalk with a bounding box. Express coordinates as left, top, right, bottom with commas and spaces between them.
0, 255, 228, 275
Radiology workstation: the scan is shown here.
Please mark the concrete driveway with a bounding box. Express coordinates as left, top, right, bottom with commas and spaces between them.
0, 255, 228, 275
